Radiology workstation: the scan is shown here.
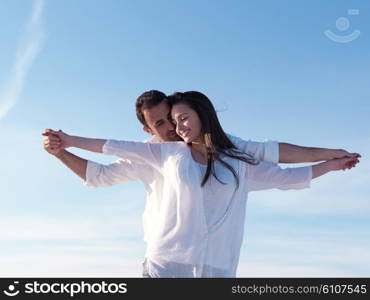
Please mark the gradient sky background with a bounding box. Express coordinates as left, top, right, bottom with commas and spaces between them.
0, 0, 369, 277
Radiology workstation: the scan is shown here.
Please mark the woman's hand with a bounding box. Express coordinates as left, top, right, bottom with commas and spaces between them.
329, 149, 361, 161
42, 129, 74, 150
328, 156, 360, 171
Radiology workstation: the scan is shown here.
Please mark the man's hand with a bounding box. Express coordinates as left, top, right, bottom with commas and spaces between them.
42, 129, 63, 156
42, 129, 73, 155
312, 155, 360, 179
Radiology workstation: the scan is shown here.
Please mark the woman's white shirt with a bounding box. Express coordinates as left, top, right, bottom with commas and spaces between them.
84, 135, 277, 246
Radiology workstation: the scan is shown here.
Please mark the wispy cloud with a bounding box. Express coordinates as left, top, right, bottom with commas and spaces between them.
0, 213, 144, 242
0, 215, 146, 277
0, 0, 44, 120
248, 155, 370, 216
238, 234, 370, 277
0, 252, 143, 277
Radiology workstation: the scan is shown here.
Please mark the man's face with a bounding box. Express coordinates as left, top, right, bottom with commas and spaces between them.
143, 101, 181, 142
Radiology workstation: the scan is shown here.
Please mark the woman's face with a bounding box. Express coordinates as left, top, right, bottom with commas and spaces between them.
171, 103, 202, 143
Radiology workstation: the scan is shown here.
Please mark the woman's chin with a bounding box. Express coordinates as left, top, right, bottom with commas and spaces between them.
183, 136, 192, 143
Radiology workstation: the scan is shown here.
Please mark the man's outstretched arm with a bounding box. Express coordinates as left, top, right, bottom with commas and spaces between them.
279, 142, 361, 164
43, 129, 87, 180
44, 143, 87, 183
54, 150, 87, 181
42, 129, 153, 187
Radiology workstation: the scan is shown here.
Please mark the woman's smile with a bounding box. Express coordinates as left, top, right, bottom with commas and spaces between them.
180, 130, 190, 138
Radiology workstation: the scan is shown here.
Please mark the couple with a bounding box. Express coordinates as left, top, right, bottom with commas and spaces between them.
43, 90, 360, 278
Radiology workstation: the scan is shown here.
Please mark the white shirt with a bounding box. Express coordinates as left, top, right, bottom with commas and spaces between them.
85, 135, 277, 245
84, 135, 312, 277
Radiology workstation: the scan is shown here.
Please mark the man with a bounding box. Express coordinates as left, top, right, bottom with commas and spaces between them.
42, 90, 360, 276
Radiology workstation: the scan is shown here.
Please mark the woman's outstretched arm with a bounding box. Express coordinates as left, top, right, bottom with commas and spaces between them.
43, 129, 106, 153
279, 142, 361, 164
42, 128, 164, 170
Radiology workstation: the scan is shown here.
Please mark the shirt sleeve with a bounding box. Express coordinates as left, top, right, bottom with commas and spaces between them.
228, 135, 279, 164
247, 161, 312, 192
83, 159, 154, 188
102, 139, 162, 171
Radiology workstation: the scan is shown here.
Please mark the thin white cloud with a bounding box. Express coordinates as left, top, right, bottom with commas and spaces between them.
0, 0, 44, 120
237, 262, 344, 277
248, 155, 370, 216
238, 235, 370, 277
0, 252, 143, 277
0, 214, 143, 242
0, 215, 146, 276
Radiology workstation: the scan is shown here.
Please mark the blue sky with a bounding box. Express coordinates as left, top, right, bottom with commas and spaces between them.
0, 0, 369, 277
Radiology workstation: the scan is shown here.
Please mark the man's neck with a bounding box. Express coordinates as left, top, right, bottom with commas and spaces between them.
149, 136, 161, 143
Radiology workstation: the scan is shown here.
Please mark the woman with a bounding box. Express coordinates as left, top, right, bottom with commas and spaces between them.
44, 91, 359, 277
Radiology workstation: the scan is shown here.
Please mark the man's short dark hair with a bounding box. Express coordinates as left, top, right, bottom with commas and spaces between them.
136, 90, 167, 126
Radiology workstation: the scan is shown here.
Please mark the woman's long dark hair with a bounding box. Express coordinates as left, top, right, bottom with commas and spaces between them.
167, 91, 259, 188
